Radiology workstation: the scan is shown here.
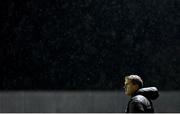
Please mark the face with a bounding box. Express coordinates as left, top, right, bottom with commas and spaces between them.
124, 79, 138, 96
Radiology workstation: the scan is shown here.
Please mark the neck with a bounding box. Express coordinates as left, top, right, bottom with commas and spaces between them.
131, 89, 139, 97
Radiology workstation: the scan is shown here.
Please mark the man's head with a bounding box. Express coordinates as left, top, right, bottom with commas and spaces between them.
124, 75, 143, 96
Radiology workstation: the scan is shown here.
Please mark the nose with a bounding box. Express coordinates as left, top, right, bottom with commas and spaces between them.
123, 85, 126, 89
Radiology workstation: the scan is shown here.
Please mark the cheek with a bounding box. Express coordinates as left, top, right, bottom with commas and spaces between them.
126, 86, 132, 92
126, 86, 130, 91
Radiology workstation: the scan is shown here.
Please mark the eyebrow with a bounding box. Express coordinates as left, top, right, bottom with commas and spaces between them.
125, 82, 129, 85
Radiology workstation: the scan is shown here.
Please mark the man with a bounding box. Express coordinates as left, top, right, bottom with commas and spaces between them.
124, 75, 159, 113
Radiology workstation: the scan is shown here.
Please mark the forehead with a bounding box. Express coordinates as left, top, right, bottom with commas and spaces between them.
125, 79, 132, 84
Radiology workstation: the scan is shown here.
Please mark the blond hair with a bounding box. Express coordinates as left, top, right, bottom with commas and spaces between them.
125, 75, 143, 88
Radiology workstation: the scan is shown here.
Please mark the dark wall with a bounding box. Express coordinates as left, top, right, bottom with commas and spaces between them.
0, 91, 180, 112
1, 0, 179, 90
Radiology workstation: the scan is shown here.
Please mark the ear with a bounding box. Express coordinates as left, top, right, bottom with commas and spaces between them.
134, 84, 139, 90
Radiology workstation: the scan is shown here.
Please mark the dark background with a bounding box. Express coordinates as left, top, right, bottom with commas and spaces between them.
1, 0, 179, 90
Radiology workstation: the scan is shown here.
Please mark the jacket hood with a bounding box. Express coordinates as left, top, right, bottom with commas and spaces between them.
135, 87, 159, 100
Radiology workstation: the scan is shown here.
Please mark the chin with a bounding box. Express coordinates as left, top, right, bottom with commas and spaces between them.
125, 92, 131, 96
125, 92, 129, 95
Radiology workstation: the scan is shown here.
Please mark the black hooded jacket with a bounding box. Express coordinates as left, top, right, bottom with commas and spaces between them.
125, 87, 159, 113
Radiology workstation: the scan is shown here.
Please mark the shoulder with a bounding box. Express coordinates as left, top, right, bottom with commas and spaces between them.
131, 95, 148, 103
128, 95, 146, 112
